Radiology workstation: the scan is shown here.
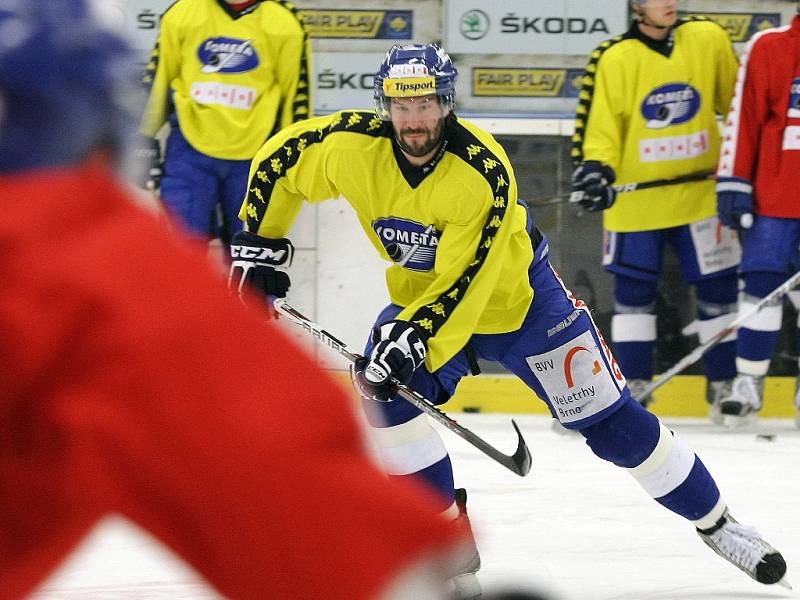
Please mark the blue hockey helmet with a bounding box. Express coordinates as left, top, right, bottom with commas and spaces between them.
0, 0, 139, 173
373, 44, 457, 121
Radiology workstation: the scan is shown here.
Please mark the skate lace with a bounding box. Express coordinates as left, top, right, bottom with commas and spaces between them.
710, 522, 768, 572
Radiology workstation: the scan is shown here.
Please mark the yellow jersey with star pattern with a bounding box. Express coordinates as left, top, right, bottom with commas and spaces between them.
572, 17, 738, 232
140, 0, 312, 160
240, 110, 536, 371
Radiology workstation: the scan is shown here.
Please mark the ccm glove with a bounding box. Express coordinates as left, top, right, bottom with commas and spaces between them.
352, 320, 427, 402
133, 136, 163, 191
229, 231, 294, 301
716, 176, 755, 230
570, 161, 617, 211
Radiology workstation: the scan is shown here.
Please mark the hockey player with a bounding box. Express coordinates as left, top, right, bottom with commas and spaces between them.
715, 5, 800, 427
230, 43, 789, 592
139, 0, 312, 245
570, 0, 740, 420
1, 4, 472, 599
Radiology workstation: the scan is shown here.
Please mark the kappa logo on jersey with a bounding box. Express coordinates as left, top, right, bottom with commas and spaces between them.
373, 218, 440, 271
641, 83, 701, 129
789, 77, 800, 118
198, 38, 259, 74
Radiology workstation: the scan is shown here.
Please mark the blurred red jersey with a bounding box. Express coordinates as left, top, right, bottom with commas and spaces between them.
718, 16, 800, 217
0, 160, 464, 600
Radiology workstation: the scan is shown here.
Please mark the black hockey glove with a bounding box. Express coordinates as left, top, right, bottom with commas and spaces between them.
229, 231, 294, 305
570, 161, 617, 212
352, 320, 427, 402
133, 136, 163, 192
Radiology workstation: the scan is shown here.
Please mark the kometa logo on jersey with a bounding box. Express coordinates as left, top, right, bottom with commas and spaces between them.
198, 38, 259, 74
373, 217, 440, 271
641, 83, 701, 129
789, 77, 800, 118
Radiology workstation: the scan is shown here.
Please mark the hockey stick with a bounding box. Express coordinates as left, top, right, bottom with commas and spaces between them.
273, 298, 533, 477
525, 171, 715, 208
635, 269, 800, 403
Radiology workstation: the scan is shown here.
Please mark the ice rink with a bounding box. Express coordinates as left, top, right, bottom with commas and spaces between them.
31, 413, 800, 600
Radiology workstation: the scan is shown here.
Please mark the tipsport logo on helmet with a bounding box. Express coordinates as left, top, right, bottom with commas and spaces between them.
373, 218, 440, 271
198, 37, 259, 74
383, 77, 437, 97
382, 63, 437, 97
641, 83, 701, 129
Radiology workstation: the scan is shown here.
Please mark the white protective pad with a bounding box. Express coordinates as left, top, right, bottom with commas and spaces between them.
628, 422, 696, 499
696, 312, 737, 344
611, 313, 656, 343
738, 300, 783, 332
372, 415, 448, 476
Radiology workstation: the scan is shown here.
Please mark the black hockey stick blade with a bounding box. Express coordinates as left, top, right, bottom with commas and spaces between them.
392, 383, 532, 477
273, 298, 532, 477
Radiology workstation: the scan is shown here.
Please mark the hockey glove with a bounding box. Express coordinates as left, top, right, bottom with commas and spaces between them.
352, 320, 427, 402
570, 161, 617, 212
133, 136, 163, 192
716, 176, 755, 230
229, 231, 294, 305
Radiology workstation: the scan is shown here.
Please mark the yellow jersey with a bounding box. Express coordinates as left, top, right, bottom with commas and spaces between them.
572, 17, 738, 232
141, 0, 312, 160
241, 111, 536, 371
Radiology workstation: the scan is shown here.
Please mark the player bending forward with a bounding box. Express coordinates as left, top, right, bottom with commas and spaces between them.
230, 44, 790, 595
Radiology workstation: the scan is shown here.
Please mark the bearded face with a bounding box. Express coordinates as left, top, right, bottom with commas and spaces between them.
388, 95, 448, 159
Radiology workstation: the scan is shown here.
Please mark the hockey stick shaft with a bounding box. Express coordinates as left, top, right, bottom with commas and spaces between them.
273, 298, 532, 477
636, 269, 800, 402
526, 171, 715, 208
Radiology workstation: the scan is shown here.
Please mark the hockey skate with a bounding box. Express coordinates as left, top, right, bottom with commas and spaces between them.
719, 374, 762, 428
697, 511, 789, 587
706, 379, 733, 426
447, 488, 482, 599
626, 378, 652, 408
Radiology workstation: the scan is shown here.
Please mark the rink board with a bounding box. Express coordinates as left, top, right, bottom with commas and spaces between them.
331, 372, 797, 417
443, 374, 798, 418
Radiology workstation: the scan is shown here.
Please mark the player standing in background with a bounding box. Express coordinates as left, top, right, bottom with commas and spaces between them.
230, 43, 789, 595
715, 4, 800, 427
0, 3, 476, 599
139, 0, 311, 247
571, 0, 740, 421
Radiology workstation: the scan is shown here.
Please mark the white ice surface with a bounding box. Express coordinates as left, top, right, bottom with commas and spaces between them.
31, 415, 800, 600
